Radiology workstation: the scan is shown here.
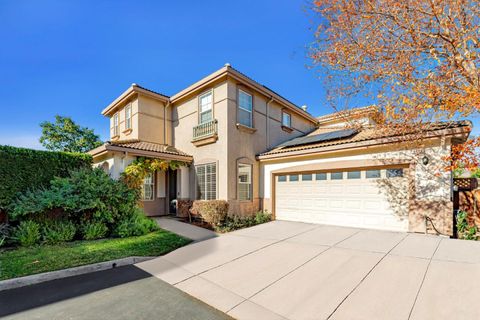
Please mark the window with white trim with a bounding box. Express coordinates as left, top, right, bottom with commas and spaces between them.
366, 169, 381, 179
331, 172, 343, 180
387, 168, 404, 178
238, 164, 252, 201
199, 91, 213, 124
142, 172, 154, 201
316, 173, 327, 180
238, 90, 253, 127
196, 163, 217, 200
302, 174, 312, 181
289, 174, 299, 182
282, 111, 291, 128
113, 113, 119, 136
125, 104, 132, 130
347, 171, 361, 179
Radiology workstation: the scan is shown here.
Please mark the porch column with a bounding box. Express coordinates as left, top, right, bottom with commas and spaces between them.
179, 165, 190, 199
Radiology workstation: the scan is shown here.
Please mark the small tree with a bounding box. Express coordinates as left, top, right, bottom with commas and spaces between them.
309, 0, 480, 169
40, 115, 102, 153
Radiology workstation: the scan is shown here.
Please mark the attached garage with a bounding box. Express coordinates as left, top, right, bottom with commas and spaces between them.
259, 112, 471, 236
274, 167, 410, 232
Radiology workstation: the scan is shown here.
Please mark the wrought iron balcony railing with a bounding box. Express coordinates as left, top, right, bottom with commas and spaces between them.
193, 119, 218, 141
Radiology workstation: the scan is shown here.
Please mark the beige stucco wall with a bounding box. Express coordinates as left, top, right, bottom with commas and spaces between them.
225, 79, 316, 215
142, 170, 168, 216
109, 98, 140, 140
107, 94, 169, 144
172, 80, 230, 201
137, 95, 171, 144
170, 78, 317, 216
93, 151, 136, 180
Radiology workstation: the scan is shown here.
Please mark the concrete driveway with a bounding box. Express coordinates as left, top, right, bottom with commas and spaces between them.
137, 220, 480, 320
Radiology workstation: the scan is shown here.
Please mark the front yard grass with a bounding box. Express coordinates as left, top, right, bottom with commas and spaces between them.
0, 229, 191, 281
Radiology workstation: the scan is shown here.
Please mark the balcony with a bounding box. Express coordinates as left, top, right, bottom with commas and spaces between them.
192, 119, 218, 146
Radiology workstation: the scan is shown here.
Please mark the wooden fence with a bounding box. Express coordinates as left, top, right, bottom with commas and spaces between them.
453, 178, 480, 238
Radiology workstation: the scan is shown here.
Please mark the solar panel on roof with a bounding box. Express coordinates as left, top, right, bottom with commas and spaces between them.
277, 129, 358, 149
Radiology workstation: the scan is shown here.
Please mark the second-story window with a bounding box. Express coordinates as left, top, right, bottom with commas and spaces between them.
238, 89, 253, 127
125, 104, 132, 130
113, 113, 119, 136
199, 91, 213, 124
282, 111, 291, 128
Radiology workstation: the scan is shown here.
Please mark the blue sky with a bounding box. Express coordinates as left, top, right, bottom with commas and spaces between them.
0, 1, 477, 149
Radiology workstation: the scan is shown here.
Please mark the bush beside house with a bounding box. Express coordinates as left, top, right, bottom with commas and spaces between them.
190, 200, 229, 227
0, 146, 190, 280
3, 167, 158, 247
189, 200, 272, 232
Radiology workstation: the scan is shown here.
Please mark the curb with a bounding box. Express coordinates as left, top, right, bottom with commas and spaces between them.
0, 256, 155, 292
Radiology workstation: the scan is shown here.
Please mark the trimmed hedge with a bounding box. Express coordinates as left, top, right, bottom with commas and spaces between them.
0, 145, 92, 210
191, 200, 229, 227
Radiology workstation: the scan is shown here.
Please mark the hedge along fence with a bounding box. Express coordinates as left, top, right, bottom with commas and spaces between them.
0, 145, 92, 212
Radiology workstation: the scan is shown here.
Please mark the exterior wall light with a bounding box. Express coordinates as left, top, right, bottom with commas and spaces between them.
422, 155, 429, 165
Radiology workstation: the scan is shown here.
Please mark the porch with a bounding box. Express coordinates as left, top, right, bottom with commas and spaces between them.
88, 139, 193, 217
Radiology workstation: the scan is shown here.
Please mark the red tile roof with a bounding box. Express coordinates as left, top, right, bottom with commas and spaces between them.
108, 139, 191, 157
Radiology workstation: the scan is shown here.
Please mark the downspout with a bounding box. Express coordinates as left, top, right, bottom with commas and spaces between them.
164, 101, 171, 145
266, 96, 274, 150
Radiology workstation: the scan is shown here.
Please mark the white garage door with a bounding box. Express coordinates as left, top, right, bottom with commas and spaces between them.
275, 168, 409, 232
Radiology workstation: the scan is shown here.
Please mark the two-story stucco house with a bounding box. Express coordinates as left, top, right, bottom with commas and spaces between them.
89, 64, 471, 236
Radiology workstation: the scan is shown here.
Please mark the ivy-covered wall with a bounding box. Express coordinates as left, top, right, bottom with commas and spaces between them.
0, 145, 92, 211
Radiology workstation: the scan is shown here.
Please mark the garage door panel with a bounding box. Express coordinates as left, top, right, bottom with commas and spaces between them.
275, 169, 409, 232
345, 200, 362, 209
329, 200, 343, 208
330, 186, 343, 193
345, 185, 362, 194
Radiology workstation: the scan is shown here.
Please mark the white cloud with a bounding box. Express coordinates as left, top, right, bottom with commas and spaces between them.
0, 135, 45, 150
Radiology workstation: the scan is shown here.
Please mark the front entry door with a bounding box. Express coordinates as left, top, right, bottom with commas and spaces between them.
168, 170, 177, 214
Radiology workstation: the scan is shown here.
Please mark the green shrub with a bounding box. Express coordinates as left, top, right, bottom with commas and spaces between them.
470, 168, 480, 178
14, 220, 41, 246
191, 200, 229, 227
114, 210, 159, 238
9, 168, 140, 228
456, 210, 478, 240
0, 223, 11, 247
82, 221, 108, 240
216, 210, 272, 233
255, 210, 272, 224
0, 145, 92, 211
42, 220, 77, 244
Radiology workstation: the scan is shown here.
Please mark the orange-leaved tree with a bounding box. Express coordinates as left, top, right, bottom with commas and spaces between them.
309, 0, 480, 170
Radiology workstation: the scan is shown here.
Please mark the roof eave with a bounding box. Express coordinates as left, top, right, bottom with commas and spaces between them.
170, 66, 318, 124
101, 85, 170, 116
108, 144, 192, 162
88, 144, 108, 157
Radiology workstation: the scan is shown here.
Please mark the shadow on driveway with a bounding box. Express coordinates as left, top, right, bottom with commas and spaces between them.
0, 265, 231, 320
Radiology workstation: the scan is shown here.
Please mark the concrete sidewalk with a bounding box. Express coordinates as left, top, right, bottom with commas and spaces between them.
154, 217, 217, 242
137, 221, 480, 320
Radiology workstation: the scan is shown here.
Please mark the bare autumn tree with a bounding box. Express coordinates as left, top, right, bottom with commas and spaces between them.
309, 0, 480, 170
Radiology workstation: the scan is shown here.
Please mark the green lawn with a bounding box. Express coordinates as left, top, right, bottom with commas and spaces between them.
0, 230, 191, 281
